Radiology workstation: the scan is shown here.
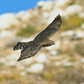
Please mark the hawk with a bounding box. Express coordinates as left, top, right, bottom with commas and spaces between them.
13, 14, 62, 61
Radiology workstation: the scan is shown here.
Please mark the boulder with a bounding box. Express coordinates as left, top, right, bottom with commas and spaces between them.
26, 63, 44, 73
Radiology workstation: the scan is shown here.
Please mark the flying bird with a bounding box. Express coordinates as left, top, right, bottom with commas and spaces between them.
13, 14, 62, 61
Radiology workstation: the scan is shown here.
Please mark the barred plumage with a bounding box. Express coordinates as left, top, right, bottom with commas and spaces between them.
13, 14, 62, 61
13, 41, 33, 50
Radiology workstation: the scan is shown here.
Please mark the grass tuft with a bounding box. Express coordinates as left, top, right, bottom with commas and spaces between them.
17, 25, 36, 37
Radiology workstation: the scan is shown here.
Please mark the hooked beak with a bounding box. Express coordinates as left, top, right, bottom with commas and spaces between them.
53, 42, 55, 45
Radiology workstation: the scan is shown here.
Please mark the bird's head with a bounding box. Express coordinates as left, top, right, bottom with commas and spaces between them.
50, 40, 55, 45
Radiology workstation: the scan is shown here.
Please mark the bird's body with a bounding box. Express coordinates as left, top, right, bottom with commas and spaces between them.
13, 14, 62, 61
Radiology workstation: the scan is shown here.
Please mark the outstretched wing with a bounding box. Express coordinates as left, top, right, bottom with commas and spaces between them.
17, 41, 42, 61
17, 44, 33, 61
16, 14, 62, 61
34, 14, 62, 43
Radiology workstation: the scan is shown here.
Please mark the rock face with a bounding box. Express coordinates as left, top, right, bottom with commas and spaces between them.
61, 30, 74, 37
81, 23, 84, 29
65, 4, 83, 15
0, 13, 20, 30
16, 11, 31, 22
34, 53, 47, 63
0, 30, 13, 39
0, 0, 83, 30
0, 0, 84, 84
26, 63, 44, 73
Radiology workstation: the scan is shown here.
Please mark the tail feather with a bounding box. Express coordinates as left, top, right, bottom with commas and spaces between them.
13, 41, 33, 50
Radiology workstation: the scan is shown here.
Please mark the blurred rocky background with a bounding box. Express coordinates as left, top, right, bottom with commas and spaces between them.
0, 0, 84, 84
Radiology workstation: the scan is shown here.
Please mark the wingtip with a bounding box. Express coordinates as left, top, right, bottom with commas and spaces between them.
58, 14, 61, 16
17, 56, 24, 61
17, 57, 22, 61
17, 58, 21, 61
57, 14, 61, 18
13, 46, 15, 50
55, 14, 62, 23
54, 14, 62, 21
17, 55, 32, 61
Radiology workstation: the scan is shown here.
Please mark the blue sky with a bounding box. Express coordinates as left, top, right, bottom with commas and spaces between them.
0, 0, 47, 15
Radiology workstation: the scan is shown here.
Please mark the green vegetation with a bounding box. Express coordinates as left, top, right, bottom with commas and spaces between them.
75, 43, 84, 56
38, 6, 42, 9
42, 72, 53, 80
68, 0, 75, 5
60, 14, 84, 31
17, 25, 36, 37
68, 57, 76, 62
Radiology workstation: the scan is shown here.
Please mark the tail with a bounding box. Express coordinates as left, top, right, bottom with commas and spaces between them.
13, 41, 33, 50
